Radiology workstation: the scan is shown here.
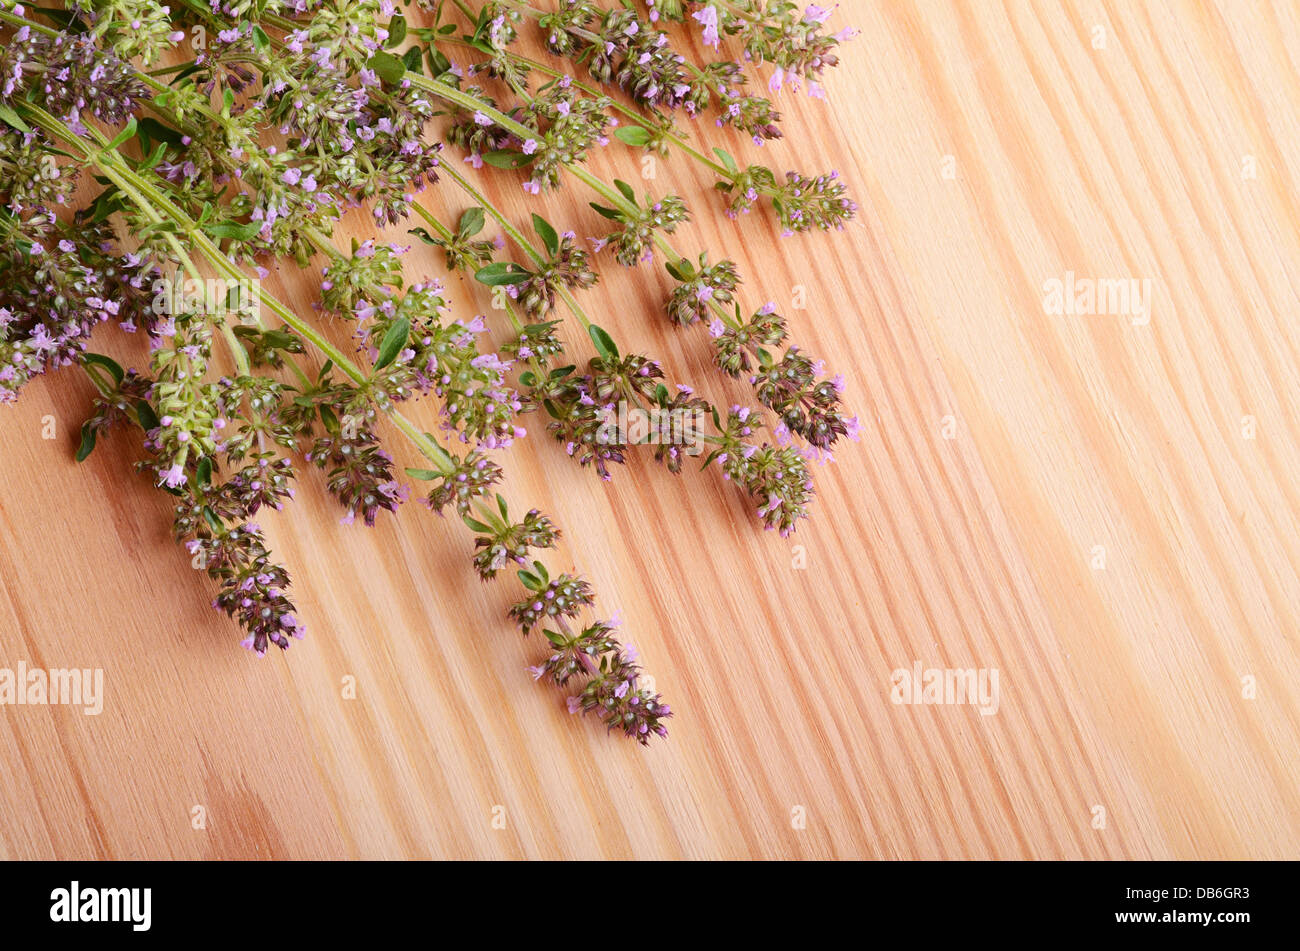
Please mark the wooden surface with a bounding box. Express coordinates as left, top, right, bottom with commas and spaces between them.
3, 0, 1300, 859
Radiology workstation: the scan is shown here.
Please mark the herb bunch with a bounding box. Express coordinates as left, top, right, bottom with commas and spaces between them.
0, 0, 858, 745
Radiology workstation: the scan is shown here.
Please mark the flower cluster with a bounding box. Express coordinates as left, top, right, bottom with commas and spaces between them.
665, 254, 740, 325
469, 503, 559, 579
517, 75, 612, 192
418, 448, 503, 516
508, 577, 591, 639
678, 0, 856, 97
513, 561, 669, 744
320, 241, 524, 448
308, 419, 407, 526
78, 0, 186, 66
190, 520, 303, 656
0, 213, 120, 403
541, 352, 664, 481
711, 301, 787, 375
513, 230, 598, 316
752, 346, 856, 448
537, 0, 779, 140
711, 406, 813, 536
592, 192, 690, 267
160, 434, 304, 657
0, 22, 147, 127
148, 317, 222, 487
717, 164, 856, 233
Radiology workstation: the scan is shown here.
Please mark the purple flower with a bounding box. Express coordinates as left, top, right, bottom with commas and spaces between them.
159, 463, 186, 488
692, 6, 721, 48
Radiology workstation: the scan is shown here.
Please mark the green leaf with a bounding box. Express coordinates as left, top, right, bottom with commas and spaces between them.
0, 104, 32, 134
81, 352, 124, 385
664, 257, 693, 282
655, 383, 669, 406
374, 317, 410, 370
588, 202, 622, 220
533, 560, 549, 586
141, 141, 168, 170
544, 629, 567, 648
462, 515, 492, 534
319, 404, 340, 435
481, 149, 533, 169
386, 14, 407, 48
517, 370, 537, 388
614, 179, 636, 203
408, 226, 439, 245
458, 206, 485, 238
196, 456, 213, 487
204, 220, 262, 241
614, 125, 651, 147
75, 423, 97, 463
31, 6, 86, 32
366, 51, 407, 84
587, 324, 619, 362
401, 45, 423, 75
405, 467, 441, 481
105, 117, 138, 152
531, 213, 559, 255
497, 493, 509, 521
474, 262, 531, 286
427, 47, 451, 76
260, 329, 299, 350
252, 25, 271, 51
713, 147, 739, 175
202, 506, 223, 534
85, 185, 123, 223
135, 401, 160, 432
517, 569, 541, 591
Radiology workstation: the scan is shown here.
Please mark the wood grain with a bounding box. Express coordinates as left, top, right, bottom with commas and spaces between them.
2, 0, 1299, 859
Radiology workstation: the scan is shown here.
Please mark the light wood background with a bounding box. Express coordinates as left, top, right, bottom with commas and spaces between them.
2, 0, 1299, 859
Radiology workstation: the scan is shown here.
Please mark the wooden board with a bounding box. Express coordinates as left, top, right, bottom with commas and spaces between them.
2, 0, 1299, 859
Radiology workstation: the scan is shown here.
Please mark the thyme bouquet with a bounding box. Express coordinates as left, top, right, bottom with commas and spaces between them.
0, 0, 857, 744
